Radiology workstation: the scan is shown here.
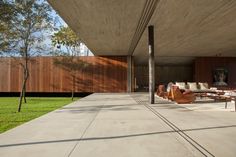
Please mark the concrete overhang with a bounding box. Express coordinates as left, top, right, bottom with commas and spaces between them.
48, 0, 236, 64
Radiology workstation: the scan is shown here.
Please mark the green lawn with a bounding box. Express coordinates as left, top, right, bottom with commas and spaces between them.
0, 97, 78, 134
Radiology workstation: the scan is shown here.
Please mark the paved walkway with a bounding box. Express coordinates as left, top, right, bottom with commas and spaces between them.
0, 93, 236, 157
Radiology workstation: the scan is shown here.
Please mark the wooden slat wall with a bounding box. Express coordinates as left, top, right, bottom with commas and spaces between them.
0, 56, 127, 93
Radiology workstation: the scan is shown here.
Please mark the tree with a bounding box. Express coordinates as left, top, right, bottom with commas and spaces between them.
0, 0, 53, 112
52, 27, 87, 100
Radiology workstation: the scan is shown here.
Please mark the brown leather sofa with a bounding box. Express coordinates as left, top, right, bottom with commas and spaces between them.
170, 86, 196, 104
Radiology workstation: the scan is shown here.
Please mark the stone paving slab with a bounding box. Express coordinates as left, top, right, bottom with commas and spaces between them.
0, 93, 236, 157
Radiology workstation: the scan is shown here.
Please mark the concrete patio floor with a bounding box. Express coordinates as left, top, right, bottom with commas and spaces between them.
0, 93, 236, 157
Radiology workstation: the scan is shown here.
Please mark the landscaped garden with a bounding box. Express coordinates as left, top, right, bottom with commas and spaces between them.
0, 97, 78, 133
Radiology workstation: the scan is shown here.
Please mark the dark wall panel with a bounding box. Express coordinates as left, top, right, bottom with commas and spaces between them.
195, 57, 236, 89
135, 65, 193, 90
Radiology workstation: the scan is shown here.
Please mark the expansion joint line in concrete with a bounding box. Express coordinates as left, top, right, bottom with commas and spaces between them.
128, 0, 159, 55
67, 103, 105, 157
144, 104, 215, 157
130, 95, 215, 157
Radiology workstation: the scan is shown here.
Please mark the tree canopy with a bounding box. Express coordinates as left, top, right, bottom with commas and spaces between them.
0, 0, 53, 56
51, 26, 81, 56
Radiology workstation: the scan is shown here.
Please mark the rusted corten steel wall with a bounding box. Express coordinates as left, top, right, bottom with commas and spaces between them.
0, 56, 127, 93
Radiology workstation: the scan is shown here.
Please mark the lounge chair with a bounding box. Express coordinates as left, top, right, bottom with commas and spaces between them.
170, 86, 196, 104
156, 85, 168, 99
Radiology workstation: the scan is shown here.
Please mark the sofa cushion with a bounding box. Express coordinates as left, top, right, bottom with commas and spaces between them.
175, 82, 186, 89
187, 82, 198, 91
199, 82, 209, 90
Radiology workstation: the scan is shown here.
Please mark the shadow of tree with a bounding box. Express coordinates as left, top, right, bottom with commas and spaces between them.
1, 124, 236, 148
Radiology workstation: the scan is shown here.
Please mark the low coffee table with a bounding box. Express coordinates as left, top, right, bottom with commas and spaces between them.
224, 91, 236, 112
204, 91, 235, 111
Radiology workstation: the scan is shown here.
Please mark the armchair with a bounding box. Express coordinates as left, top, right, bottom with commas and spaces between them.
170, 86, 196, 104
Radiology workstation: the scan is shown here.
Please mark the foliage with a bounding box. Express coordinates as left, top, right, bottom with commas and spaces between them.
52, 27, 80, 48
0, 0, 53, 56
0, 97, 78, 133
52, 26, 81, 56
0, 1, 17, 54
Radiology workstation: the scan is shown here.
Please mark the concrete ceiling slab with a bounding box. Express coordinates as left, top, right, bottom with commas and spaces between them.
134, 0, 236, 57
48, 0, 236, 64
134, 56, 195, 66
48, 0, 146, 55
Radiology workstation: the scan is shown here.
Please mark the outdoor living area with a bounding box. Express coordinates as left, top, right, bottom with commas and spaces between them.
156, 82, 236, 112
135, 57, 236, 111
156, 82, 236, 111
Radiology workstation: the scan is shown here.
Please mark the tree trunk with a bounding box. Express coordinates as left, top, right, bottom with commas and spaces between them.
71, 74, 75, 101
18, 22, 30, 112
18, 70, 28, 112
23, 85, 27, 103
18, 84, 24, 112
23, 56, 29, 103
71, 91, 74, 101
18, 58, 29, 112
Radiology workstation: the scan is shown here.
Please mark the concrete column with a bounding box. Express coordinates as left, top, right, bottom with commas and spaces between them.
127, 56, 132, 93
148, 25, 155, 104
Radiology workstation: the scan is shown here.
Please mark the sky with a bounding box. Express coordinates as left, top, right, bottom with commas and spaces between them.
45, 1, 94, 56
